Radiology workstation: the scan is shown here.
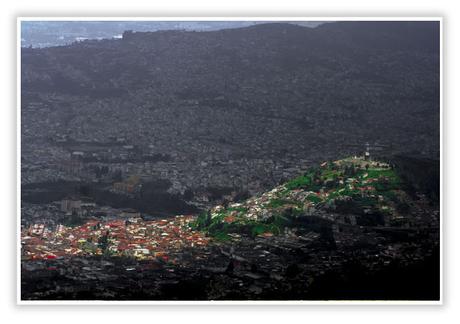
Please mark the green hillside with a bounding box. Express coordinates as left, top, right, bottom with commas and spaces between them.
192, 156, 411, 240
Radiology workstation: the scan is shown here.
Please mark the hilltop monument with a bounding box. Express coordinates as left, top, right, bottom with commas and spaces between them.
364, 142, 371, 161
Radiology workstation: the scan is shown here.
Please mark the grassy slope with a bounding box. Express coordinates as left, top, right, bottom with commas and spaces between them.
192, 157, 406, 240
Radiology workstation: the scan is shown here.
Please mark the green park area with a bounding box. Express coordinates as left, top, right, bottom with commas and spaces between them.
192, 157, 406, 240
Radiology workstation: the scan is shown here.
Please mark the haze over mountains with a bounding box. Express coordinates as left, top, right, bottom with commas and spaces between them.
21, 21, 325, 48
21, 21, 440, 213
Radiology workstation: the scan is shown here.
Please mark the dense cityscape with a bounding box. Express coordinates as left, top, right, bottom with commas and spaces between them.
21, 21, 440, 301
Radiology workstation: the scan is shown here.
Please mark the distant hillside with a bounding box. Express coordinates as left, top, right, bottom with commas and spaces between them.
21, 21, 440, 160
21, 21, 324, 48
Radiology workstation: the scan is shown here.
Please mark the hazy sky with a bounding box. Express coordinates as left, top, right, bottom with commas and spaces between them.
21, 21, 324, 47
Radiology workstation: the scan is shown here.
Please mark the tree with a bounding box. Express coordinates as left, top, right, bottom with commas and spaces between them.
67, 209, 84, 226
98, 230, 110, 252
